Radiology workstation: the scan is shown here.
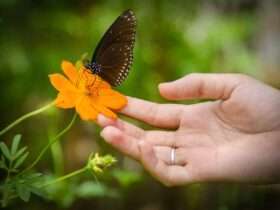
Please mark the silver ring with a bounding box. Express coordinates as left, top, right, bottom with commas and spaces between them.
171, 148, 175, 165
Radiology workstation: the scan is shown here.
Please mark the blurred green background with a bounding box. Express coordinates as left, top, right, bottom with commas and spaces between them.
1, 0, 280, 210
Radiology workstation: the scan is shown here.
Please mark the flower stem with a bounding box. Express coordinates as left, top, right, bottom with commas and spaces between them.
40, 167, 87, 188
18, 113, 77, 176
0, 101, 55, 136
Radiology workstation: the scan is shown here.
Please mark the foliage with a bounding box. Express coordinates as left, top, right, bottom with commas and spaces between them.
0, 135, 44, 207
0, 133, 117, 208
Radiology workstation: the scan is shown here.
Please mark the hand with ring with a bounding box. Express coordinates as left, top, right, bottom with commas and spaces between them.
97, 73, 280, 186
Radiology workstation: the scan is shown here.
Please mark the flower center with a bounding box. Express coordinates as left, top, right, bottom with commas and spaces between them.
75, 69, 100, 97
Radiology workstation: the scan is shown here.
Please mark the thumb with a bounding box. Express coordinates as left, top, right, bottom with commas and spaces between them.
159, 73, 243, 100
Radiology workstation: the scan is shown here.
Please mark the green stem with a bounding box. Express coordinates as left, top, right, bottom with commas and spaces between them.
0, 101, 55, 136
18, 113, 77, 176
40, 167, 87, 188
1, 159, 13, 207
50, 136, 64, 176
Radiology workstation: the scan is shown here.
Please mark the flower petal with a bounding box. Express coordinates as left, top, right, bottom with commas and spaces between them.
49, 74, 76, 92
61, 60, 79, 83
97, 89, 127, 110
89, 74, 111, 89
80, 71, 111, 89
55, 92, 78, 108
91, 101, 117, 119
97, 78, 111, 89
75, 96, 99, 121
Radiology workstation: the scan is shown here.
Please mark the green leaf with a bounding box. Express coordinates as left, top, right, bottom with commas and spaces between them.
21, 173, 43, 184
14, 146, 27, 160
16, 184, 31, 202
1, 155, 5, 162
10, 168, 19, 173
0, 159, 7, 169
14, 152, 29, 169
11, 134, 22, 156
0, 155, 8, 169
28, 186, 47, 198
0, 142, 11, 160
24, 173, 42, 180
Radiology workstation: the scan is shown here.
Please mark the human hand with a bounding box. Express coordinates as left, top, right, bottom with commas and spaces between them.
98, 73, 280, 186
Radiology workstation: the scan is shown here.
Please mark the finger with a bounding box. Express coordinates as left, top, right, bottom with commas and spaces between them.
138, 141, 191, 186
154, 146, 188, 165
98, 115, 182, 147
100, 126, 140, 159
144, 131, 198, 147
97, 114, 144, 138
121, 96, 183, 129
159, 73, 242, 100
144, 131, 177, 147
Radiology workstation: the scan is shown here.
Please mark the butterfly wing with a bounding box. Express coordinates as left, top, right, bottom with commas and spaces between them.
91, 9, 136, 86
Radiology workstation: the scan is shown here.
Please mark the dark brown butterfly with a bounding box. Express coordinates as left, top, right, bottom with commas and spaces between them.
84, 9, 136, 87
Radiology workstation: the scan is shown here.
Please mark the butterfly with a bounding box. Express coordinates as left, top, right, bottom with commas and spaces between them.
84, 9, 136, 87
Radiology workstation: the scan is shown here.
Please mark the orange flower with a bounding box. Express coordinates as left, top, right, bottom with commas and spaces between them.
49, 60, 127, 121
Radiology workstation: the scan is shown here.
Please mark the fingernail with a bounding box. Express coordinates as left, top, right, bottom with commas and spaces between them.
158, 83, 166, 89
100, 130, 111, 143
159, 82, 171, 91
100, 129, 105, 138
104, 138, 112, 143
97, 114, 114, 127
100, 129, 107, 139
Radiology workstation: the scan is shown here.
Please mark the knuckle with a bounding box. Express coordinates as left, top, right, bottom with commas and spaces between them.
186, 73, 206, 97
196, 79, 205, 98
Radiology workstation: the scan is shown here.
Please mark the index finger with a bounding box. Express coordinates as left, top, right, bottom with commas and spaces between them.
121, 96, 183, 129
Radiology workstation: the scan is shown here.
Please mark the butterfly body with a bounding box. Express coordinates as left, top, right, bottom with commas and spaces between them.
85, 62, 102, 74
85, 9, 136, 87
